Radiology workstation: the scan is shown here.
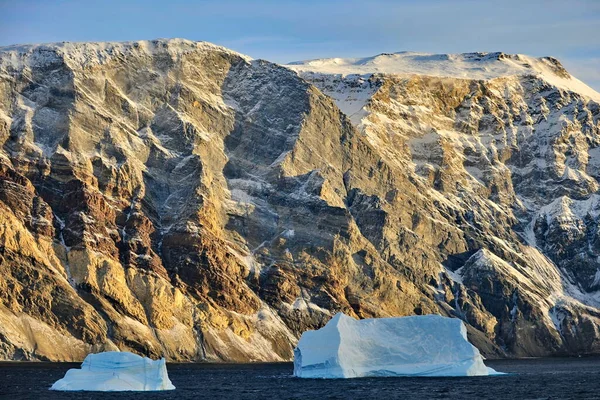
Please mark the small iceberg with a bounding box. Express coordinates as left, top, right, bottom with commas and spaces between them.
293, 313, 502, 378
50, 351, 175, 391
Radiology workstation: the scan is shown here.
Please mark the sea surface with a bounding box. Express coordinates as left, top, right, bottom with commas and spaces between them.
1, 358, 600, 399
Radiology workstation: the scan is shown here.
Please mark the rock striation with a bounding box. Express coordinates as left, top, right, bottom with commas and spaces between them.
0, 40, 599, 361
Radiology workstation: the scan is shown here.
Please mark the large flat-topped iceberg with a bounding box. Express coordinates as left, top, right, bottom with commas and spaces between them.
50, 351, 175, 391
293, 313, 501, 378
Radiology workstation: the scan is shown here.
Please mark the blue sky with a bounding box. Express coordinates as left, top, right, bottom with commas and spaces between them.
1, 0, 599, 90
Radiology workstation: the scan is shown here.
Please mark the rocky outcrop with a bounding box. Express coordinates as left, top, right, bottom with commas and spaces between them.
0, 40, 599, 361
290, 55, 600, 357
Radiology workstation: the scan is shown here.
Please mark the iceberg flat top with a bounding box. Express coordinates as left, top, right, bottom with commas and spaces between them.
294, 313, 501, 378
287, 51, 600, 102
50, 351, 175, 391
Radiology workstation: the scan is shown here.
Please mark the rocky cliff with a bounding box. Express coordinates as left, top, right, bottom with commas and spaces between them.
0, 40, 599, 361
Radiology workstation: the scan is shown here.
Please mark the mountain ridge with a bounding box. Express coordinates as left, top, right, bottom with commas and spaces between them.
286, 50, 600, 103
0, 38, 599, 361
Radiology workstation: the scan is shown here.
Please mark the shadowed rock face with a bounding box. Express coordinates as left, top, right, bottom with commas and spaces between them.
0, 39, 599, 361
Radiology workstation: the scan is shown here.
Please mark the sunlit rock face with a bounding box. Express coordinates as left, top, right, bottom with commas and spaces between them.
0, 41, 599, 361
290, 52, 600, 357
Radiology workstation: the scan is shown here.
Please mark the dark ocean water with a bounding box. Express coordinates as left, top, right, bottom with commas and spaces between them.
1, 358, 600, 399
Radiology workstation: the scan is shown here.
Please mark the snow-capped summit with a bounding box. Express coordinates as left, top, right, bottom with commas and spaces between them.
287, 51, 600, 102
0, 38, 253, 71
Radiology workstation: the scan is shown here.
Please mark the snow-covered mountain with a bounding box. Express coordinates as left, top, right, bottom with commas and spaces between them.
288, 50, 600, 356
288, 51, 600, 123
288, 51, 600, 100
0, 40, 599, 361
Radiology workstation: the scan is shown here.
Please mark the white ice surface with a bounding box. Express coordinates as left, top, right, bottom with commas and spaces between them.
50, 351, 175, 391
293, 313, 501, 378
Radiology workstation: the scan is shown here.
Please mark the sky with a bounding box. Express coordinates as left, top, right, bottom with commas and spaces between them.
1, 0, 599, 90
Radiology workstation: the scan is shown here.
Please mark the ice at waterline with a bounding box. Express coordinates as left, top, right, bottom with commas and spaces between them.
49, 314, 499, 389
50, 351, 175, 391
293, 313, 502, 378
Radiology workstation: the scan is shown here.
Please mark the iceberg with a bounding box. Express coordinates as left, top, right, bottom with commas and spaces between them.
50, 351, 175, 391
293, 313, 501, 378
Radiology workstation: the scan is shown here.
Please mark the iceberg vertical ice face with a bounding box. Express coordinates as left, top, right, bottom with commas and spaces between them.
50, 351, 175, 391
293, 313, 501, 378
